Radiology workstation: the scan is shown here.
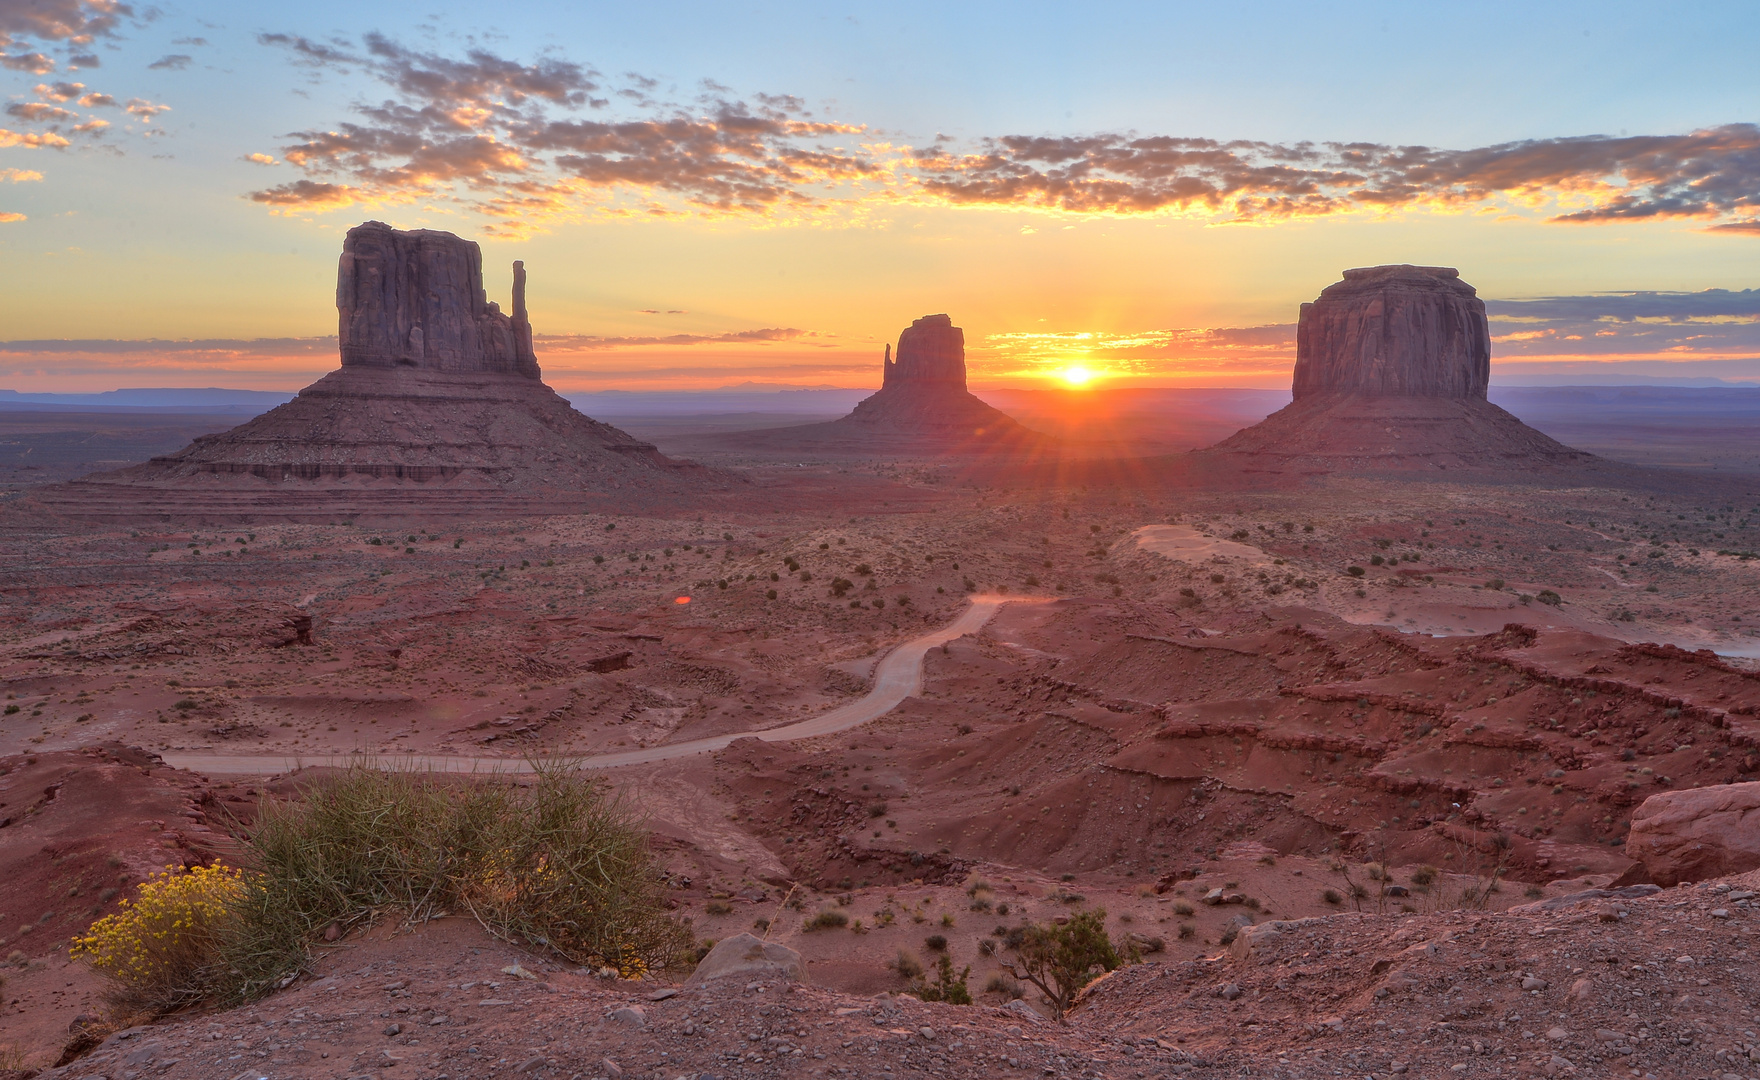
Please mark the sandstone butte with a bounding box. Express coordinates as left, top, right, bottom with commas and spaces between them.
23, 221, 727, 522
709, 313, 1052, 455
1203, 264, 1593, 470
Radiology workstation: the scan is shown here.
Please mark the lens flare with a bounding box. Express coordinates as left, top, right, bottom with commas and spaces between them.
1057, 365, 1096, 387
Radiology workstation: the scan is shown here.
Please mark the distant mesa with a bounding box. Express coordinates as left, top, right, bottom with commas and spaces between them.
28, 221, 726, 521
1203, 264, 1591, 469
709, 313, 1049, 454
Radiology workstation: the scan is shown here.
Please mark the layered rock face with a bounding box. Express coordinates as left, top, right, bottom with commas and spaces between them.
1625, 781, 1760, 886
880, 314, 966, 391
1292, 265, 1490, 400
837, 314, 1036, 440
33, 223, 722, 521
1204, 265, 1589, 470
337, 221, 541, 378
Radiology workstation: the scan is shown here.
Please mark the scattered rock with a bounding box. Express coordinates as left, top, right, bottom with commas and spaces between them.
1624, 781, 1760, 885
684, 933, 806, 988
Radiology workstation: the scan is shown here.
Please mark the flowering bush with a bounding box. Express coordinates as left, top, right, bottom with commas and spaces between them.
70, 863, 245, 1013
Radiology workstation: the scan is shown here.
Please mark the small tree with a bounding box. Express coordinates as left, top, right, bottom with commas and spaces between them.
998, 909, 1122, 1020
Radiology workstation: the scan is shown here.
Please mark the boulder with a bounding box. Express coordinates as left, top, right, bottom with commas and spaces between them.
682, 933, 806, 988
1292, 264, 1490, 400
1624, 781, 1760, 885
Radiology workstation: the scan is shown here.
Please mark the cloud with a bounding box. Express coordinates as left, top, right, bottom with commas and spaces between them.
242, 152, 278, 166
0, 127, 70, 148
910, 126, 1760, 232
146, 53, 190, 70
535, 328, 810, 350
244, 32, 1760, 236
77, 90, 112, 106
0, 211, 24, 223
3, 51, 54, 73
247, 179, 363, 211
0, 1, 132, 50
250, 31, 879, 222
0, 167, 44, 181
122, 97, 168, 119
7, 102, 76, 123
34, 80, 83, 100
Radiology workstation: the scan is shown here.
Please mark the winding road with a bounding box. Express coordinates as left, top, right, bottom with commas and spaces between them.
160, 596, 1030, 777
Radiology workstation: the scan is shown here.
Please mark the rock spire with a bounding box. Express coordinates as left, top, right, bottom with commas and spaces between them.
35, 222, 724, 520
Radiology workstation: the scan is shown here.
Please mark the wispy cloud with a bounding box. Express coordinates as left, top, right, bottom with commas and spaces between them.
249, 31, 880, 228
910, 127, 1760, 232
146, 53, 190, 70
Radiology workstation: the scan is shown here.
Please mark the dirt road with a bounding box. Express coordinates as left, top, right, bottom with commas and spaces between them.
160, 595, 1030, 777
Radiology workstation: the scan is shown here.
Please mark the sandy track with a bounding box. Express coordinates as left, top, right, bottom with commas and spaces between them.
161, 596, 1031, 777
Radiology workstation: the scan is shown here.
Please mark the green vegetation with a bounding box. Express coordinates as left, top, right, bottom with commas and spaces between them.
72, 763, 688, 1016
997, 909, 1123, 1021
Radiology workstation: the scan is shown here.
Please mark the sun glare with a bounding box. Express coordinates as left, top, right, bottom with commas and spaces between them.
1057, 365, 1097, 388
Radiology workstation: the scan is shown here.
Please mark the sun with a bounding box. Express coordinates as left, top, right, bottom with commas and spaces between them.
1056, 365, 1097, 388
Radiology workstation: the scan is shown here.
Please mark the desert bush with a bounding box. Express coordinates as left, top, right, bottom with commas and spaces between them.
705, 901, 733, 915
924, 933, 948, 951
912, 953, 972, 1005
1176, 923, 1194, 939
984, 972, 1025, 999
219, 761, 687, 1002
806, 909, 849, 931
997, 909, 1122, 1021
1410, 865, 1439, 886
1172, 900, 1195, 916
1322, 888, 1343, 905
70, 864, 245, 1015
889, 947, 923, 980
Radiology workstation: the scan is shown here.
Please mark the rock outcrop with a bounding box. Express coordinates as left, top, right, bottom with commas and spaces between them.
683, 933, 806, 987
1624, 781, 1760, 886
1202, 264, 1591, 470
1292, 265, 1490, 399
707, 314, 1047, 455
28, 222, 726, 521
880, 313, 966, 391
337, 221, 541, 378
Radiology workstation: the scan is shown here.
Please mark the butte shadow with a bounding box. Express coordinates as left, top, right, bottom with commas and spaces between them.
22, 222, 736, 523
685, 313, 1058, 460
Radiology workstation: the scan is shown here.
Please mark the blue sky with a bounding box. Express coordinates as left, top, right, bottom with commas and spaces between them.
1, 0, 1757, 390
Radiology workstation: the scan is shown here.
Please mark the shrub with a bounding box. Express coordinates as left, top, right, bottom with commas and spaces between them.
868, 802, 888, 818
1410, 865, 1439, 886
984, 972, 1025, 999
1536, 590, 1562, 606
924, 933, 948, 951
997, 909, 1122, 1020
705, 901, 733, 915
222, 762, 687, 1001
1172, 901, 1195, 916
1322, 888, 1343, 905
889, 947, 923, 980
1176, 923, 1195, 939
1346, 566, 1365, 578
806, 909, 849, 931
913, 953, 972, 1005
71, 863, 245, 1015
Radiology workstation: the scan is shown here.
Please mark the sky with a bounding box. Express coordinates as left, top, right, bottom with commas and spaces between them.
1, 0, 1758, 392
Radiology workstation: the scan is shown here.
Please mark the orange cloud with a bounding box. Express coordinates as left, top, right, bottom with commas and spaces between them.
0, 127, 70, 148
0, 211, 25, 223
